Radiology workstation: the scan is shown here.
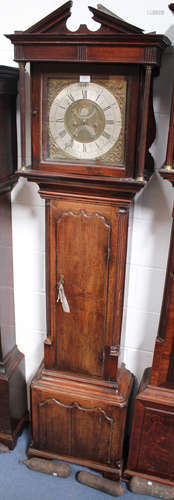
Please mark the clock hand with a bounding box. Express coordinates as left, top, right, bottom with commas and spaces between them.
85, 107, 98, 120
83, 125, 97, 139
72, 105, 98, 121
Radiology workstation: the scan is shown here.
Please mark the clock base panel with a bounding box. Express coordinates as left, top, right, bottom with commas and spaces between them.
0, 415, 27, 450
0, 346, 28, 449
125, 368, 174, 486
29, 362, 133, 479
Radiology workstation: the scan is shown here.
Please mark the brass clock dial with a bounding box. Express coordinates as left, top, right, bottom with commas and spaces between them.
49, 82, 123, 161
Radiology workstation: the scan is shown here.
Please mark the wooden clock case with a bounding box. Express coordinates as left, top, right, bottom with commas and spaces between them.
0, 66, 27, 449
126, 82, 174, 486
7, 2, 170, 478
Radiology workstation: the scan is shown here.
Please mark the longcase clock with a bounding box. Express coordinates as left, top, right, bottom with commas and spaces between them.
0, 66, 27, 449
126, 81, 174, 485
7, 2, 170, 478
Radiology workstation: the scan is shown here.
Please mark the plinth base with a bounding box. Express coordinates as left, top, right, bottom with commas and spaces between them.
29, 362, 133, 480
0, 345, 28, 449
0, 415, 27, 450
125, 368, 174, 486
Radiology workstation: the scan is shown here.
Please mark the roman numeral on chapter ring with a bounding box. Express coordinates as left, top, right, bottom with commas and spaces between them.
96, 91, 103, 102
106, 120, 114, 125
67, 93, 75, 102
102, 131, 111, 140
103, 104, 116, 111
82, 88, 87, 99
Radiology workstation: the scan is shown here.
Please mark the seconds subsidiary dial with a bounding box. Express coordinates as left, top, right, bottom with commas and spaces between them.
49, 82, 122, 161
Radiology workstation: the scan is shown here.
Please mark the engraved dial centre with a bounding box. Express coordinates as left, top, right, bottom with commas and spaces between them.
64, 99, 105, 143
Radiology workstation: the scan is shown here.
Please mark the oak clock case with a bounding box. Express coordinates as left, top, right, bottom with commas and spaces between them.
126, 81, 174, 486
0, 66, 27, 449
6, 1, 170, 479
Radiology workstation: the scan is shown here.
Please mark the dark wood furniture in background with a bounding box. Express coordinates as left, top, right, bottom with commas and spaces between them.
0, 66, 27, 449
7, 2, 170, 478
126, 82, 174, 486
